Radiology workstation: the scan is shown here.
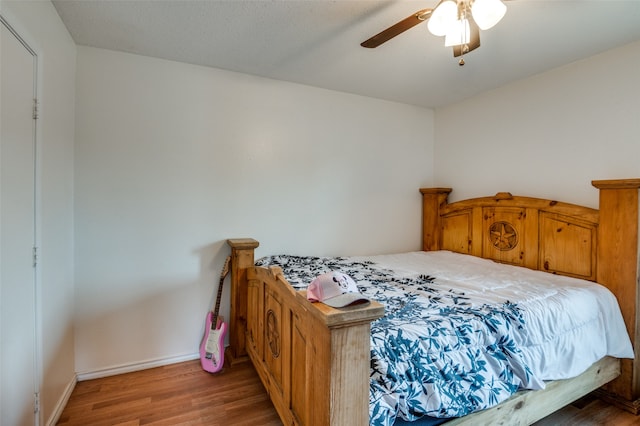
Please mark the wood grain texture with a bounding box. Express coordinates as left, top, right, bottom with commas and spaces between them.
242, 264, 384, 426
360, 8, 431, 48
56, 359, 640, 426
226, 238, 259, 365
56, 360, 281, 426
592, 180, 640, 405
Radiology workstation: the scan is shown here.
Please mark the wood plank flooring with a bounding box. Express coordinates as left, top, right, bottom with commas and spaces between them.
58, 359, 640, 425
57, 359, 281, 426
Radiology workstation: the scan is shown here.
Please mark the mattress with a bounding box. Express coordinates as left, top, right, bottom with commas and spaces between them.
255, 250, 633, 425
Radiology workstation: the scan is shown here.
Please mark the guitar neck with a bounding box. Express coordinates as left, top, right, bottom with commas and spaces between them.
211, 280, 224, 322
211, 257, 230, 326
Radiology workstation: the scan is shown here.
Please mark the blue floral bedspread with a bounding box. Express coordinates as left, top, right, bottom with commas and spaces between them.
255, 254, 540, 426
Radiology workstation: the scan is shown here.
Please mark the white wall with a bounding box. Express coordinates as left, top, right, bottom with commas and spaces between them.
434, 40, 640, 207
0, 0, 76, 424
74, 46, 435, 374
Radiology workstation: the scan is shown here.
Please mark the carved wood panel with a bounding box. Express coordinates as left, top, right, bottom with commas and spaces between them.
265, 289, 284, 396
441, 210, 473, 254
539, 212, 597, 280
482, 207, 526, 266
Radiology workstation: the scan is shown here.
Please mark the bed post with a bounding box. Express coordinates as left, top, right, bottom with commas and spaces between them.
420, 187, 452, 251
226, 238, 260, 365
592, 178, 640, 413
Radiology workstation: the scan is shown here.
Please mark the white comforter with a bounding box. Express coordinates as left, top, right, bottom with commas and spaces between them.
357, 250, 634, 381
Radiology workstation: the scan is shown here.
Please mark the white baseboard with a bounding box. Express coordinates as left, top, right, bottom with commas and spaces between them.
76, 352, 200, 382
46, 374, 77, 426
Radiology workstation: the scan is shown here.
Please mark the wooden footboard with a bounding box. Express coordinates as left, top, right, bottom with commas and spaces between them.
227, 238, 384, 425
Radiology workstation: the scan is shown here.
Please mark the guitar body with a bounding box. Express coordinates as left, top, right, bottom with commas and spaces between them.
199, 312, 227, 373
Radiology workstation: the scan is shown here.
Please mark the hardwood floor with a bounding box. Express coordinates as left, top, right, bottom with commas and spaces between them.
58, 359, 640, 425
57, 359, 281, 426
534, 395, 640, 426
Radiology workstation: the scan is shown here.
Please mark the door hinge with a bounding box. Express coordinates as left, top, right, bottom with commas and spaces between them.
33, 98, 39, 120
34, 392, 40, 414
33, 246, 38, 268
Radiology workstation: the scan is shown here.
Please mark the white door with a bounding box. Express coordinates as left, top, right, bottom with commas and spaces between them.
1, 16, 39, 426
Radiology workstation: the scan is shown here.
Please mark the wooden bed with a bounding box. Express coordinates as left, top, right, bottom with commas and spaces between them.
225, 178, 640, 425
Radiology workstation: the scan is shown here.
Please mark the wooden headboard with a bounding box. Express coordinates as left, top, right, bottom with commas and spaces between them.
420, 178, 640, 410
420, 188, 600, 279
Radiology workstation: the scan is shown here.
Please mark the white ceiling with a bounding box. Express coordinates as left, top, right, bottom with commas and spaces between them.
52, 0, 640, 108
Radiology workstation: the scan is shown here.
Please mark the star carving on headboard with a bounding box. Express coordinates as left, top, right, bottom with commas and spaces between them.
489, 221, 518, 251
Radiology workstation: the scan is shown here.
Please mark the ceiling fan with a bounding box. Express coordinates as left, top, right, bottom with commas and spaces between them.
361, 0, 507, 65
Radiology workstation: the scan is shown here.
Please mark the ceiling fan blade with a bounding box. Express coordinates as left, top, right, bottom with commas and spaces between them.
361, 8, 432, 48
453, 16, 480, 57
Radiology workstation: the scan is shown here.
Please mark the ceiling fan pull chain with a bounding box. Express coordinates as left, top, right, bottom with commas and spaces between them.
459, 41, 467, 65
459, 5, 468, 66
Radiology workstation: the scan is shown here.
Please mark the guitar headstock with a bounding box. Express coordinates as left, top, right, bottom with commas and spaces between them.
220, 256, 231, 280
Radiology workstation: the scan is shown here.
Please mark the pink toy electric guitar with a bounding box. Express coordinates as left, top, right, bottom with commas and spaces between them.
200, 256, 231, 373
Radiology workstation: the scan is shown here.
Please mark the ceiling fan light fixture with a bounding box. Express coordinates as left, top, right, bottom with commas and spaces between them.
471, 0, 506, 30
444, 18, 471, 47
359, 0, 505, 64
427, 0, 458, 36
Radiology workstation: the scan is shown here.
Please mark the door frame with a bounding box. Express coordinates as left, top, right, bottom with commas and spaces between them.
0, 12, 42, 426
